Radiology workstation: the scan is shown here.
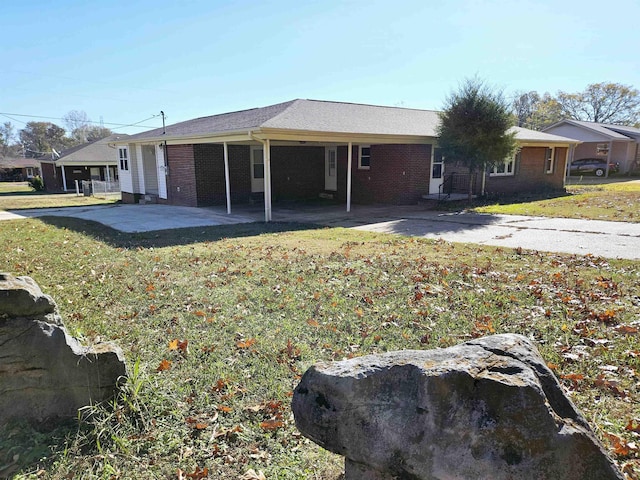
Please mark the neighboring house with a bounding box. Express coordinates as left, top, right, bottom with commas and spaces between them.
543, 120, 640, 175
39, 134, 129, 192
0, 157, 41, 181
115, 99, 579, 220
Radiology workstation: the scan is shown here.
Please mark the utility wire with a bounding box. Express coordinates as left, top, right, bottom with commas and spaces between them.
0, 111, 159, 129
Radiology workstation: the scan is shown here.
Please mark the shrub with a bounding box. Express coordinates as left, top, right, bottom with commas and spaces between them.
29, 175, 44, 191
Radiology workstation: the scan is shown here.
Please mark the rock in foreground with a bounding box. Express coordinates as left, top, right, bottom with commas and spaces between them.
292, 334, 623, 480
0, 273, 126, 425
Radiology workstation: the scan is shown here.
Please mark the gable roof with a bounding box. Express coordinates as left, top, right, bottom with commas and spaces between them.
0, 156, 40, 169
510, 126, 579, 144
545, 119, 639, 141
125, 99, 442, 142
39, 134, 129, 165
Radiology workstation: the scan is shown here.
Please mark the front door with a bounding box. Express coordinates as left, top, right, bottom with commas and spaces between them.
251, 147, 264, 193
429, 147, 444, 194
325, 147, 337, 191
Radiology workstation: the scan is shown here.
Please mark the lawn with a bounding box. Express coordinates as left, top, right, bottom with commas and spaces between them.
0, 217, 638, 479
474, 178, 640, 222
0, 182, 119, 210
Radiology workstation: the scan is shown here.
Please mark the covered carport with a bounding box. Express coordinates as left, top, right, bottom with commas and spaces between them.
116, 99, 440, 222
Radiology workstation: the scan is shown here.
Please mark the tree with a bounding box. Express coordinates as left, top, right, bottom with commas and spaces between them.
63, 110, 91, 143
19, 122, 72, 158
437, 78, 518, 202
85, 125, 112, 142
63, 110, 112, 144
512, 91, 540, 127
556, 82, 640, 125
524, 93, 564, 130
0, 122, 20, 157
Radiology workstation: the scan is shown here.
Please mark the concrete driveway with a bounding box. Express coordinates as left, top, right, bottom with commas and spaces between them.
2, 203, 639, 260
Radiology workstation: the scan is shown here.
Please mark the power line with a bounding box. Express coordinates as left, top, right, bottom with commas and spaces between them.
0, 111, 159, 129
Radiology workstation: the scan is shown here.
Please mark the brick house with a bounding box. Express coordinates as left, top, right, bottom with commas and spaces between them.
39, 134, 128, 192
115, 100, 578, 220
0, 156, 40, 181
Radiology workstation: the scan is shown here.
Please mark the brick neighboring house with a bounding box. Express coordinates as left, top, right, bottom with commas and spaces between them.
39, 134, 128, 192
0, 156, 40, 181
115, 99, 579, 219
543, 120, 640, 175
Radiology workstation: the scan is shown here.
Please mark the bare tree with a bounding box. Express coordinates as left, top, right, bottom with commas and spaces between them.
63, 110, 91, 143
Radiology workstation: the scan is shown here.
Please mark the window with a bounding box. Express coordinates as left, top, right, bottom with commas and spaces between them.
252, 148, 264, 179
118, 147, 129, 171
358, 145, 371, 170
490, 154, 516, 177
26, 167, 34, 178
596, 143, 609, 156
544, 147, 554, 174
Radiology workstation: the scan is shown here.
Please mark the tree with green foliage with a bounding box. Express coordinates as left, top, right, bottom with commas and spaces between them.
19, 122, 72, 158
556, 82, 640, 125
437, 78, 518, 202
513, 82, 640, 129
0, 122, 20, 157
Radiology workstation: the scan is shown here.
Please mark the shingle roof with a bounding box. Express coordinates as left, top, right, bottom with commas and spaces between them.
510, 126, 579, 144
0, 156, 40, 168
547, 120, 637, 140
43, 134, 129, 165
126, 99, 441, 141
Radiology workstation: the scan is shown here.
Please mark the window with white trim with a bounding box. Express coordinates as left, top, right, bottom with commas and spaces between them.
490, 155, 516, 176
358, 145, 371, 170
544, 147, 554, 174
118, 147, 129, 171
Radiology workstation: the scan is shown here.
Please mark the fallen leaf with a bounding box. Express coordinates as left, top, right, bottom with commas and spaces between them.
259, 419, 284, 431
240, 469, 266, 480
156, 359, 172, 372
237, 338, 256, 349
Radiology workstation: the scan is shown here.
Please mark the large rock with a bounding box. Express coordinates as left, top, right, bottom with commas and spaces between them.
292, 334, 623, 480
0, 273, 126, 425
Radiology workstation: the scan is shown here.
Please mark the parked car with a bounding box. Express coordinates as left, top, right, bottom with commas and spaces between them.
569, 158, 619, 177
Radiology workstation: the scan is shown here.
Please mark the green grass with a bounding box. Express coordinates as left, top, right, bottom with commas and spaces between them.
473, 178, 640, 222
0, 182, 34, 194
0, 217, 638, 479
0, 182, 119, 210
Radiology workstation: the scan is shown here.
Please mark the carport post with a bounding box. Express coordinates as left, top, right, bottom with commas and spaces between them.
223, 142, 231, 214
105, 165, 111, 182
346, 142, 352, 212
264, 138, 272, 222
61, 164, 68, 191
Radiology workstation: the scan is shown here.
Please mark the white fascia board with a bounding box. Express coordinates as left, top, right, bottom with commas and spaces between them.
518, 141, 580, 147
255, 128, 435, 145
55, 160, 118, 166
119, 131, 255, 146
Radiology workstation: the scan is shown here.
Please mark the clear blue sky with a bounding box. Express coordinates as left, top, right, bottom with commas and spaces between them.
2, 0, 639, 135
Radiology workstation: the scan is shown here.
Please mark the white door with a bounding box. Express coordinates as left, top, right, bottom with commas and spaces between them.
429, 147, 444, 194
325, 147, 337, 191
251, 147, 264, 193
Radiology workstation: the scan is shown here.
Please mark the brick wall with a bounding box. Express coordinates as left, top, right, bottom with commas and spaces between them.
41, 163, 63, 192
271, 146, 324, 201
336, 144, 431, 204
166, 145, 197, 206
192, 144, 251, 206
485, 146, 567, 195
